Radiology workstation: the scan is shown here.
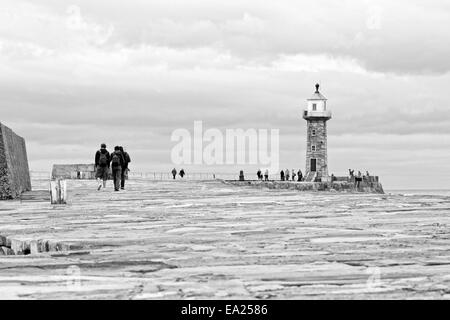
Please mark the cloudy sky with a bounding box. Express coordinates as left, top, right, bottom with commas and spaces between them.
1, 0, 449, 189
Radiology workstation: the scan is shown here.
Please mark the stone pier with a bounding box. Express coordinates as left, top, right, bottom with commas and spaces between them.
0, 122, 31, 199
0, 179, 448, 299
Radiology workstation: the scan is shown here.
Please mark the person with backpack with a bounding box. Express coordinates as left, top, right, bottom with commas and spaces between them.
119, 146, 131, 190
95, 143, 110, 190
110, 146, 125, 191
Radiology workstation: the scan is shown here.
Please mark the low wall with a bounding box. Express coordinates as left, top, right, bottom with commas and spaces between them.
223, 179, 384, 194
52, 164, 96, 180
0, 123, 32, 199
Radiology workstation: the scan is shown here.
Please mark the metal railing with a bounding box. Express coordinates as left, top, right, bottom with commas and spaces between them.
31, 170, 240, 181
128, 172, 239, 180
31, 170, 312, 181
30, 171, 52, 179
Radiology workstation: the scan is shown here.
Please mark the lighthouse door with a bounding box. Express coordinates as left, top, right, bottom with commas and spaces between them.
310, 159, 317, 172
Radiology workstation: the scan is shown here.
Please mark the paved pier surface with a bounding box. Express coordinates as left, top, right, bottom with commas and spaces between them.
0, 179, 449, 299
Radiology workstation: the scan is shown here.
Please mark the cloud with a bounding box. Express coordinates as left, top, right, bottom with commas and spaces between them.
270, 54, 369, 74
2, 1, 450, 74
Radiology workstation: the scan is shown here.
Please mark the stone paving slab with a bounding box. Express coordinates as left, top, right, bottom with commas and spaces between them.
0, 179, 449, 299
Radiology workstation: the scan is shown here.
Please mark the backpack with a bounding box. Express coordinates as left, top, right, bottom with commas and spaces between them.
99, 152, 108, 166
124, 152, 131, 164
111, 152, 122, 167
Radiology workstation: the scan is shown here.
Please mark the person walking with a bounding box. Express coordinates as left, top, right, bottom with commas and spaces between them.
119, 146, 131, 190
110, 146, 125, 191
179, 169, 185, 178
285, 169, 290, 181
291, 169, 296, 182
297, 169, 303, 182
280, 170, 285, 181
257, 169, 262, 180
172, 168, 177, 179
264, 169, 269, 181
349, 169, 354, 178
95, 143, 110, 190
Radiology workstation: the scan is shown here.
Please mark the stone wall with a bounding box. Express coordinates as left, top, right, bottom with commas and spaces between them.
0, 122, 31, 199
223, 178, 384, 194
52, 164, 96, 180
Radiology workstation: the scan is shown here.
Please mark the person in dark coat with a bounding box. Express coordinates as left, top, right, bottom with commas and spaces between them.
110, 146, 125, 191
119, 146, 131, 190
280, 170, 285, 181
297, 169, 303, 182
179, 169, 185, 178
257, 169, 262, 180
172, 168, 177, 179
95, 143, 110, 190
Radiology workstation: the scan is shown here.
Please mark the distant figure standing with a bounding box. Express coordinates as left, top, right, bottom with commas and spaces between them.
110, 146, 125, 191
291, 169, 296, 182
366, 170, 370, 177
280, 170, 285, 181
179, 169, 185, 178
297, 169, 303, 182
172, 168, 177, 179
239, 170, 245, 181
119, 146, 131, 190
95, 143, 110, 190
285, 169, 290, 181
264, 169, 269, 181
355, 170, 362, 188
257, 169, 262, 180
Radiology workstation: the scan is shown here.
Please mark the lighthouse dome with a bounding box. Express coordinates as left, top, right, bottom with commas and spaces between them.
308, 91, 327, 101
307, 84, 327, 101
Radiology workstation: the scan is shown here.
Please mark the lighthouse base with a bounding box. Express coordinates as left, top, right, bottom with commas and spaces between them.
303, 171, 331, 183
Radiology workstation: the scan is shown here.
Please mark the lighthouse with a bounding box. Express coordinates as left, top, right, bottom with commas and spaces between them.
303, 84, 332, 182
